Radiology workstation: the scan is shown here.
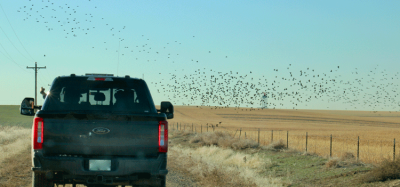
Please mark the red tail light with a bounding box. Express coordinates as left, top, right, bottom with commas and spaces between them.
95, 78, 105, 81
32, 117, 44, 150
159, 121, 168, 152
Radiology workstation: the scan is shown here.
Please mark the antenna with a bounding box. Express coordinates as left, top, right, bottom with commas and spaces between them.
117, 40, 120, 76
261, 92, 268, 109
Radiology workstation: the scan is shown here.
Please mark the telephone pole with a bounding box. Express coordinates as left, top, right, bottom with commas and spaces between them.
27, 62, 46, 105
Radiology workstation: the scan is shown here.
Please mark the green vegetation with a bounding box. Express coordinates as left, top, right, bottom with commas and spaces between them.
257, 149, 371, 186
0, 105, 34, 128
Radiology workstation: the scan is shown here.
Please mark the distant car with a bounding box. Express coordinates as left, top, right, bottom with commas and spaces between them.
20, 73, 174, 187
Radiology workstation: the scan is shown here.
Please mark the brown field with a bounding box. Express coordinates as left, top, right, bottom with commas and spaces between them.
168, 106, 400, 164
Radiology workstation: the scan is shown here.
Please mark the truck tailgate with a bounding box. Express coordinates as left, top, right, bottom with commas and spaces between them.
42, 118, 159, 157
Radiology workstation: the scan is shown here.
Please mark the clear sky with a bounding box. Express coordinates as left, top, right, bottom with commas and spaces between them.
1, 0, 399, 111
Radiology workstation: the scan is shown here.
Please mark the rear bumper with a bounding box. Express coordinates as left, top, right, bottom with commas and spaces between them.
32, 151, 168, 177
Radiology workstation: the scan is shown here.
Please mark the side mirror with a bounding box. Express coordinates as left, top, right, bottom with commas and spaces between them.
20, 97, 35, 116
160, 101, 174, 119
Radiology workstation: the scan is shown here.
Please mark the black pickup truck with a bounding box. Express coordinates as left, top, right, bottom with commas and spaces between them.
20, 73, 173, 187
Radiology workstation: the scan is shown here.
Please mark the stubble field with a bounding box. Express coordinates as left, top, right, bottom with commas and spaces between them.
168, 106, 400, 164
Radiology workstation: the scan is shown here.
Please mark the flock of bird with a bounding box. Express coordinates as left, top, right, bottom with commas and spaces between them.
152, 65, 400, 111
17, 0, 196, 63
17, 1, 400, 111
18, 0, 100, 38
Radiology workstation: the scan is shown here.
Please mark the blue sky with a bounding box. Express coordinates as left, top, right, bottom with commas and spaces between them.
1, 0, 399, 111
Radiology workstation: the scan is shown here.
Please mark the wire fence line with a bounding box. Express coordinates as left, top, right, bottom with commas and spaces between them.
171, 122, 397, 164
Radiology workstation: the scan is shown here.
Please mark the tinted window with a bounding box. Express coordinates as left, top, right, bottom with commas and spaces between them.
43, 77, 154, 113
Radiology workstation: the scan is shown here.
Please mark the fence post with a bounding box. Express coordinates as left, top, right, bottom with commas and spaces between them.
330, 134, 332, 158
192, 123, 193, 133
180, 123, 181, 131
245, 132, 246, 139
184, 124, 185, 131
201, 125, 202, 134
258, 128, 260, 144
207, 124, 208, 132
394, 138, 396, 161
271, 130, 273, 143
306, 132, 308, 152
177, 123, 178, 131
357, 136, 359, 161
239, 128, 242, 140
287, 131, 289, 149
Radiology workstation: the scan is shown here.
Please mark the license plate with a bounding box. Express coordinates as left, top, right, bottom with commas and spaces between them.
89, 160, 111, 171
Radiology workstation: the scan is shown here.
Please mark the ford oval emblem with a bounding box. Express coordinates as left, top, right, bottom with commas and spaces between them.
92, 127, 110, 135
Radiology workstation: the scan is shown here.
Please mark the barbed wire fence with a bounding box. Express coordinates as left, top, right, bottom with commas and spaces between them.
171, 122, 397, 164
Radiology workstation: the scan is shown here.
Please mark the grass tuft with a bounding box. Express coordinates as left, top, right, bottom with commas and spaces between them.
325, 159, 339, 168
362, 159, 400, 183
265, 140, 286, 150
340, 152, 355, 161
189, 131, 260, 150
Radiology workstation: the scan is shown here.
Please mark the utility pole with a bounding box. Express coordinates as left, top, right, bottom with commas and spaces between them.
27, 62, 46, 105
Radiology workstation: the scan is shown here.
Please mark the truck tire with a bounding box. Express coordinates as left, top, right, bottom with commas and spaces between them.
32, 172, 54, 187
160, 176, 166, 187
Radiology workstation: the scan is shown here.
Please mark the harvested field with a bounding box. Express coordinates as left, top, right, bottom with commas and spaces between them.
168, 106, 400, 163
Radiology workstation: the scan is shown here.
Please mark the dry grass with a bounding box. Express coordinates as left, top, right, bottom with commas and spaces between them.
169, 129, 291, 186
169, 106, 400, 164
0, 126, 31, 164
169, 144, 285, 187
325, 159, 339, 168
362, 159, 400, 183
340, 152, 355, 161
189, 131, 260, 150
264, 140, 286, 151
0, 145, 31, 187
0, 126, 31, 187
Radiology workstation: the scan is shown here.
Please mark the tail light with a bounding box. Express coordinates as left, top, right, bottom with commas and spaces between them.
32, 117, 44, 150
159, 121, 168, 152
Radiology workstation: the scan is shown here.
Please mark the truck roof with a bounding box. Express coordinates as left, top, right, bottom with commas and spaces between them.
58, 73, 142, 80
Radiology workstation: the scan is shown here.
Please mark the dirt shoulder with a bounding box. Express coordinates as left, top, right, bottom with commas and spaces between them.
166, 166, 200, 187
0, 144, 31, 187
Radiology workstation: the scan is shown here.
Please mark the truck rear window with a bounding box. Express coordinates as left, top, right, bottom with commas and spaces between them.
42, 77, 154, 112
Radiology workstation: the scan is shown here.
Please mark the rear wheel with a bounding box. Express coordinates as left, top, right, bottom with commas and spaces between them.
160, 176, 166, 187
32, 172, 54, 187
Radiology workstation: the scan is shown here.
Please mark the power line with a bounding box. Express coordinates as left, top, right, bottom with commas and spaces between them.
41, 68, 55, 85
0, 26, 33, 62
0, 41, 30, 73
0, 4, 35, 62
0, 46, 13, 61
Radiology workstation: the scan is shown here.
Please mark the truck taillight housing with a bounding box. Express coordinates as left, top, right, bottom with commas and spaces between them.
158, 121, 168, 153
32, 117, 44, 150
